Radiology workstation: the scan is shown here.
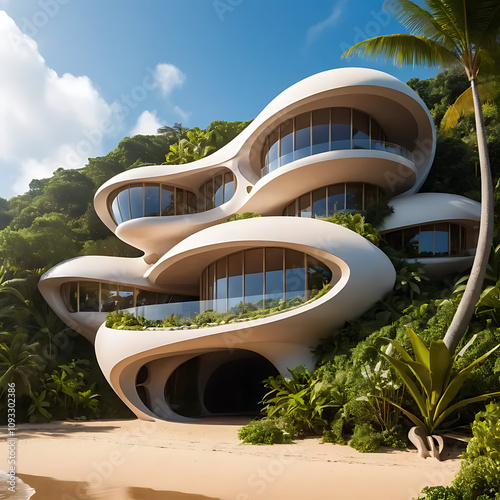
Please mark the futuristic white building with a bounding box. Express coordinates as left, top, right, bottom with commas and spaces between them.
39, 68, 480, 422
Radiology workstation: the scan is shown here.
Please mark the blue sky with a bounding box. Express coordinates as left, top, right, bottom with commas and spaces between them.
0, 0, 441, 199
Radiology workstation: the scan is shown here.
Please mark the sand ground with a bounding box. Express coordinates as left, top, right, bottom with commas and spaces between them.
0, 418, 462, 500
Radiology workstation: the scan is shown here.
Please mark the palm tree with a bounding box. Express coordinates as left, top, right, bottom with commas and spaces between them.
157, 122, 189, 142
343, 0, 500, 353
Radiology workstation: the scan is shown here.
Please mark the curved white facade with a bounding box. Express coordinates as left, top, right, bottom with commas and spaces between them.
39, 68, 479, 421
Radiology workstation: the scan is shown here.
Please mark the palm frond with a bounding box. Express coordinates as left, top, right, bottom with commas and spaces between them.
441, 81, 499, 130
342, 34, 458, 68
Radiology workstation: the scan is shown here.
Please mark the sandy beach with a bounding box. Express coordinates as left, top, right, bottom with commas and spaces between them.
0, 418, 461, 500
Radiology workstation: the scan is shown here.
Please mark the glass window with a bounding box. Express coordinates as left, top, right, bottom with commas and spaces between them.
312, 188, 327, 218
69, 283, 78, 312
346, 183, 363, 210
214, 175, 224, 207
224, 173, 234, 203
371, 119, 384, 146
331, 108, 351, 150
198, 184, 206, 212
327, 184, 345, 215
117, 189, 131, 222
244, 249, 263, 308
420, 227, 434, 255
176, 188, 186, 215
268, 129, 280, 173
111, 197, 123, 225
205, 178, 215, 210
208, 263, 215, 301
136, 290, 157, 307
280, 119, 294, 167
435, 223, 449, 256
312, 109, 330, 154
101, 284, 118, 312
294, 113, 311, 161
265, 248, 284, 304
285, 249, 305, 300
404, 227, 420, 257
216, 258, 227, 301
352, 110, 370, 149
161, 186, 175, 216
144, 184, 160, 217
299, 194, 312, 218
307, 256, 332, 296
228, 253, 243, 312
79, 283, 99, 312
118, 286, 134, 309
129, 184, 144, 219
187, 191, 197, 214
384, 231, 403, 251
364, 184, 379, 208
450, 224, 460, 255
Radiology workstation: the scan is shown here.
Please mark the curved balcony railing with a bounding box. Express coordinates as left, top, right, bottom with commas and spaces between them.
261, 139, 415, 178
120, 293, 309, 324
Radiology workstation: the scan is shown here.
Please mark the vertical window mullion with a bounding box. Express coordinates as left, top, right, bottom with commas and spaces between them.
350, 108, 353, 149
282, 249, 286, 299
262, 248, 266, 309
328, 108, 332, 151
142, 183, 145, 218
369, 117, 372, 150
304, 253, 308, 300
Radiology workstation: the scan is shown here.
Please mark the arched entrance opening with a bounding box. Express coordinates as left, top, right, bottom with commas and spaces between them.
165, 350, 279, 418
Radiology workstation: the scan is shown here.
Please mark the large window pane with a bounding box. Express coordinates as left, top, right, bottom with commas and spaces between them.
161, 186, 175, 216
117, 189, 131, 222
216, 258, 227, 300
69, 283, 78, 312
404, 227, 420, 257
299, 194, 312, 218
129, 184, 144, 219
294, 113, 311, 161
214, 175, 224, 207
420, 227, 434, 255
244, 249, 263, 308
285, 249, 305, 300
280, 119, 294, 166
265, 248, 284, 305
384, 231, 403, 251
268, 129, 280, 173
136, 290, 157, 307
327, 184, 345, 215
364, 184, 379, 208
79, 283, 99, 312
198, 184, 206, 212
111, 197, 123, 225
208, 263, 215, 301
205, 179, 215, 210
312, 109, 330, 154
144, 184, 160, 217
331, 108, 351, 150
176, 188, 186, 215
307, 256, 332, 296
346, 183, 363, 210
187, 191, 197, 214
450, 224, 460, 255
228, 253, 243, 312
118, 286, 134, 309
224, 173, 234, 203
312, 188, 327, 218
352, 110, 370, 149
435, 223, 449, 256
101, 284, 118, 312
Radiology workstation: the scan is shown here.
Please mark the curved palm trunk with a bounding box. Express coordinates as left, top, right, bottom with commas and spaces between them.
443, 78, 494, 354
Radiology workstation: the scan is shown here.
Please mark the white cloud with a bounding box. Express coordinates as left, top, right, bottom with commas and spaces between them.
307, 0, 347, 43
129, 110, 163, 136
173, 105, 191, 123
154, 63, 186, 97
0, 11, 122, 196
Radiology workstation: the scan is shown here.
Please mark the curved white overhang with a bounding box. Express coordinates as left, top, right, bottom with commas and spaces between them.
244, 151, 416, 215
95, 67, 434, 237
38, 256, 154, 343
404, 256, 475, 280
380, 193, 481, 232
